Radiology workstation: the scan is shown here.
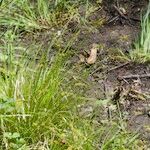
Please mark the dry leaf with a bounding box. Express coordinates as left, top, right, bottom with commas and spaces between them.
86, 43, 98, 64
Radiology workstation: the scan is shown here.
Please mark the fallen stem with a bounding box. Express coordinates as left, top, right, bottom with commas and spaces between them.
107, 62, 130, 73
118, 73, 150, 80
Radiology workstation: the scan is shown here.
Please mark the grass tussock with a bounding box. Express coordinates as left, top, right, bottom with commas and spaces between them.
0, 30, 99, 149
130, 3, 150, 63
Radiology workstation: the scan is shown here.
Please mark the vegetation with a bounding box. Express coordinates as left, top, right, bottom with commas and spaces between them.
0, 0, 148, 149
0, 25, 98, 150
130, 3, 150, 62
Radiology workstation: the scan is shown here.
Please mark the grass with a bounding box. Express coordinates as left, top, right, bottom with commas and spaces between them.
0, 0, 143, 149
107, 3, 150, 63
0, 29, 99, 149
0, 1, 100, 149
130, 2, 150, 63
0, 0, 81, 32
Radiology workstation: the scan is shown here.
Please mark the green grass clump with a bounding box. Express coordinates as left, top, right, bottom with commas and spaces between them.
130, 3, 150, 63
0, 30, 98, 149
0, 0, 81, 32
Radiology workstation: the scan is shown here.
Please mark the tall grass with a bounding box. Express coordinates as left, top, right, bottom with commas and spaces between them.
0, 29, 99, 149
130, 3, 150, 62
0, 0, 82, 32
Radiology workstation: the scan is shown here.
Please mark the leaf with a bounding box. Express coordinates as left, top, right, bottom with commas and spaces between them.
86, 43, 98, 64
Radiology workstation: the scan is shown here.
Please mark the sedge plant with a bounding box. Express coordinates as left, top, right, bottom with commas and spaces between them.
130, 3, 150, 63
0, 29, 99, 149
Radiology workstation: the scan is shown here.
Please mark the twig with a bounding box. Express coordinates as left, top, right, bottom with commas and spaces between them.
107, 16, 119, 24
118, 74, 150, 80
112, 5, 128, 20
90, 62, 130, 76
107, 62, 130, 73
129, 17, 140, 22
90, 66, 103, 75
108, 4, 140, 24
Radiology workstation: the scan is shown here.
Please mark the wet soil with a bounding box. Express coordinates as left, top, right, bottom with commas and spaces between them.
72, 0, 150, 145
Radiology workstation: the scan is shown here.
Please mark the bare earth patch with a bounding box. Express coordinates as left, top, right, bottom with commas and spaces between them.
71, 0, 150, 145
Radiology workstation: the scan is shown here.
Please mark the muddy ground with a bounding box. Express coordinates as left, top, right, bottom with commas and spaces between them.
71, 0, 150, 146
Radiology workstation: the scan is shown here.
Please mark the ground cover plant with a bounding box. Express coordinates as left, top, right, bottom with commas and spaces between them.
0, 0, 149, 149
130, 2, 150, 63
0, 28, 99, 150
